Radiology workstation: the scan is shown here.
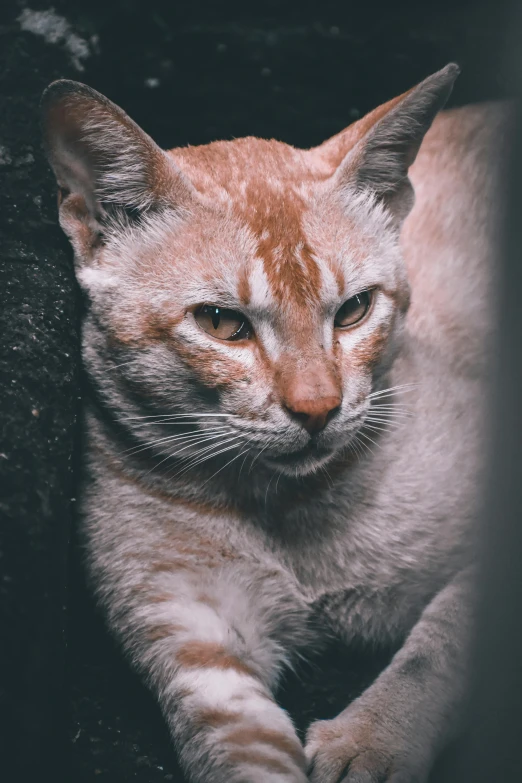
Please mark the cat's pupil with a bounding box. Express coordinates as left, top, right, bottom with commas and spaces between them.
210, 307, 221, 330
194, 304, 250, 341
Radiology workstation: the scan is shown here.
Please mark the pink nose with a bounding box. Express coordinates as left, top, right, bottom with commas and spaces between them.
284, 395, 342, 434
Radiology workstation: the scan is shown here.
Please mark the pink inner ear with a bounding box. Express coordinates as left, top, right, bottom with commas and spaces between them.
311, 64, 459, 209
44, 97, 98, 208
42, 81, 196, 217
311, 89, 413, 173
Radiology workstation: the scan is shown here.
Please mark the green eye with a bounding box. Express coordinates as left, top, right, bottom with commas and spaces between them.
334, 291, 373, 328
194, 304, 252, 341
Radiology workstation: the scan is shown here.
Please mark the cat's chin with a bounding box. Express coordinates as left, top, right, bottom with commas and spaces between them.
263, 443, 338, 477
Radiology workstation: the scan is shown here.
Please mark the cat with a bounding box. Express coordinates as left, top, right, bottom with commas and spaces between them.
41, 63, 506, 783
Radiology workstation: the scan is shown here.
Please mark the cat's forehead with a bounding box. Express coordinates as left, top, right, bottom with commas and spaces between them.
170, 136, 332, 195
170, 138, 344, 307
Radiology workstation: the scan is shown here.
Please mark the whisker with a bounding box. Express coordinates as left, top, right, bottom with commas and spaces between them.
171, 435, 245, 479
121, 426, 230, 458
367, 383, 419, 400
348, 438, 362, 461
238, 443, 254, 479
357, 430, 380, 451
364, 423, 400, 434
125, 424, 229, 448
182, 440, 246, 480
275, 470, 284, 494
368, 404, 413, 414
248, 439, 275, 474
363, 422, 392, 434
265, 469, 278, 506
369, 401, 412, 408
167, 432, 239, 466
367, 410, 412, 420
121, 413, 237, 422
200, 441, 255, 488
143, 431, 235, 477
351, 433, 370, 459
319, 464, 334, 489
365, 414, 409, 425
106, 358, 141, 371
367, 407, 408, 417
358, 435, 373, 457
161, 430, 231, 456
366, 392, 416, 404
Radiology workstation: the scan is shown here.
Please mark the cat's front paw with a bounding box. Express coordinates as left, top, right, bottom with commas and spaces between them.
305, 706, 429, 783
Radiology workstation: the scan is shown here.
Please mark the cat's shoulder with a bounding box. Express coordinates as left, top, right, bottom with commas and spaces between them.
402, 101, 510, 373
410, 101, 510, 198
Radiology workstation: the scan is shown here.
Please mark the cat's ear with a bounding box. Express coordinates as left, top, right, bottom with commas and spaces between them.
41, 80, 194, 258
322, 64, 460, 223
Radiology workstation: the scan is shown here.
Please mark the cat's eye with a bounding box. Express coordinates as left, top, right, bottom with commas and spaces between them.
334, 290, 373, 329
194, 304, 252, 341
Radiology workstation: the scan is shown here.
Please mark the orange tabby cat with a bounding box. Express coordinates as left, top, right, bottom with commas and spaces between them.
41, 64, 506, 782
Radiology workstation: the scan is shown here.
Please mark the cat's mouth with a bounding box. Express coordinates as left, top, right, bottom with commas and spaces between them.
264, 440, 335, 470
258, 410, 367, 474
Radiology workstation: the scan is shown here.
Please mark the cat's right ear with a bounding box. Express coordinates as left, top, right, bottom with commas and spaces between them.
41, 80, 194, 262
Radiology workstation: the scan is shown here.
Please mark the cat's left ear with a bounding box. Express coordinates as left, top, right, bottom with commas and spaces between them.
323, 63, 460, 223
41, 80, 195, 261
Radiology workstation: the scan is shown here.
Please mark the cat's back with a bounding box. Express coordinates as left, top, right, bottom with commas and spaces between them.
402, 102, 510, 372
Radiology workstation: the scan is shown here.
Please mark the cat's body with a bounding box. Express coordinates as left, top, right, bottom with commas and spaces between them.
42, 68, 507, 782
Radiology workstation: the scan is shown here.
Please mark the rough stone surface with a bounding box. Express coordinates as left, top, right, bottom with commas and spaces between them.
0, 0, 510, 780
0, 1, 81, 777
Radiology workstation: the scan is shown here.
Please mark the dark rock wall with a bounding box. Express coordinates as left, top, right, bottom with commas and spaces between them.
0, 2, 81, 778
0, 1, 512, 781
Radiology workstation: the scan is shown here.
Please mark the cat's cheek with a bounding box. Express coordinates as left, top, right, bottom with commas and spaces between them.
348, 322, 391, 372
101, 311, 187, 349
171, 338, 256, 392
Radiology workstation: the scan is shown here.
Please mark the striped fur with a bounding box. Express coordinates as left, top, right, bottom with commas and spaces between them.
41, 65, 507, 782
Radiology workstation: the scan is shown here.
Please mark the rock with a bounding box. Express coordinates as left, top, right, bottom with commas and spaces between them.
0, 1, 83, 778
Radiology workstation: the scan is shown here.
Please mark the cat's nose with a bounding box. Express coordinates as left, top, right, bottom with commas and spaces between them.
277, 355, 342, 434
284, 395, 342, 434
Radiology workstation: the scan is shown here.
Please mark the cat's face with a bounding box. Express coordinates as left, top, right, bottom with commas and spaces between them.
42, 66, 458, 477
82, 146, 408, 476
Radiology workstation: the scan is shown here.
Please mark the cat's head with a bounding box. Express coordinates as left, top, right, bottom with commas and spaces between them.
41, 65, 458, 478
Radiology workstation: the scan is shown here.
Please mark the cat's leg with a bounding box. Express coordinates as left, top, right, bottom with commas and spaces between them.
104, 560, 309, 783
305, 568, 474, 783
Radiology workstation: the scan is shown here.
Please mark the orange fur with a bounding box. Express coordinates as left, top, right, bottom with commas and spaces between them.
176, 641, 257, 677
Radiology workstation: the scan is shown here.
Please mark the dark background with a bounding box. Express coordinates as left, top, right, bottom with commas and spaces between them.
0, 1, 519, 781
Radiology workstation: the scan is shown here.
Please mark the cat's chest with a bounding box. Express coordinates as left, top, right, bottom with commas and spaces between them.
273, 511, 430, 596
258, 493, 462, 643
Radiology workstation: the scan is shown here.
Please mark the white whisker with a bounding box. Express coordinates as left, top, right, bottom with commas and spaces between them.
350, 433, 370, 459
363, 422, 392, 434
143, 431, 236, 477
172, 435, 245, 479
200, 441, 255, 488
248, 439, 275, 474
367, 411, 412, 421
367, 383, 419, 400
348, 438, 362, 461
357, 430, 380, 452
106, 358, 141, 371
369, 402, 412, 409
275, 470, 284, 494
319, 464, 334, 489
365, 414, 408, 425
122, 426, 230, 458
369, 405, 413, 415
264, 469, 278, 506
238, 445, 253, 479
121, 413, 237, 422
